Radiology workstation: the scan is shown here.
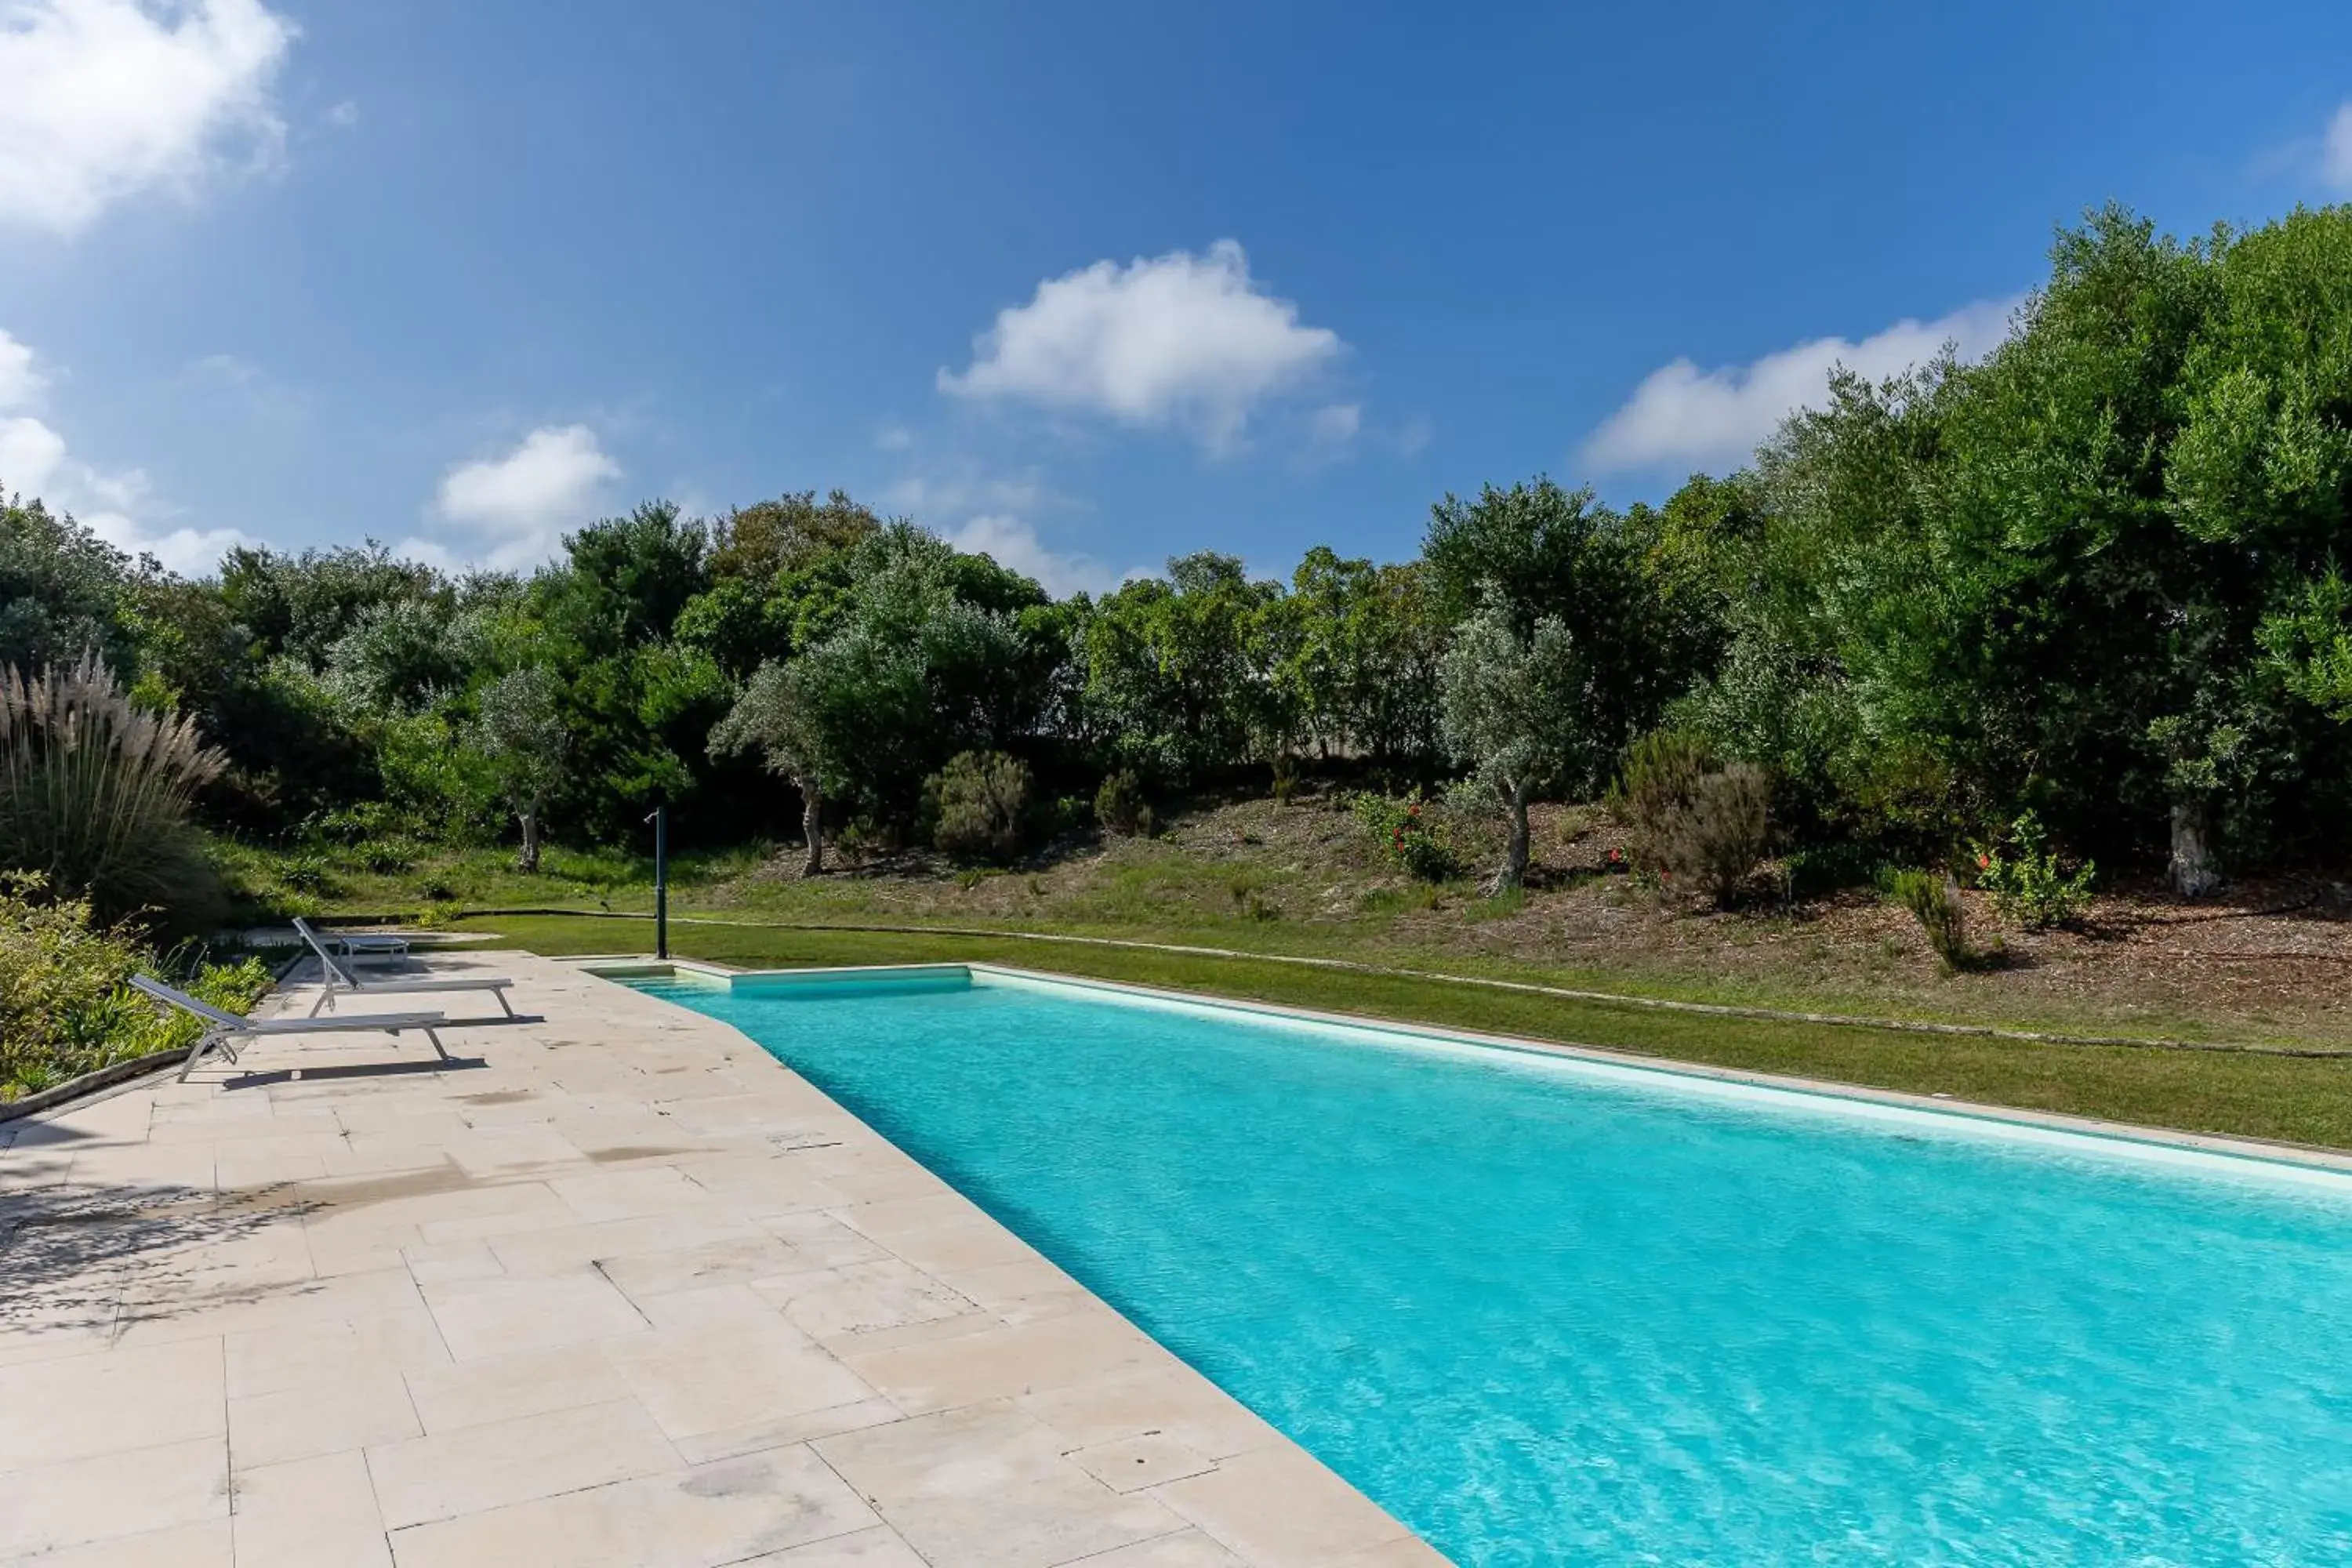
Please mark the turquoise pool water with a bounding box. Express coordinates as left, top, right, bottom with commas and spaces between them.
630, 971, 2352, 1566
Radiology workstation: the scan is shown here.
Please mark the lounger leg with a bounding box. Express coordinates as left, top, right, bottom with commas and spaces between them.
423, 1027, 452, 1063
178, 1027, 221, 1082
495, 989, 516, 1018
309, 989, 328, 1017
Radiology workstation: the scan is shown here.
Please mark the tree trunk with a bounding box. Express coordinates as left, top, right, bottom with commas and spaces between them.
2168, 797, 2220, 898
517, 806, 541, 873
798, 779, 825, 877
1487, 781, 1530, 894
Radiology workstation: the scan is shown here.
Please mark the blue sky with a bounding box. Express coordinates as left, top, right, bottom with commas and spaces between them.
3, 2, 2351, 593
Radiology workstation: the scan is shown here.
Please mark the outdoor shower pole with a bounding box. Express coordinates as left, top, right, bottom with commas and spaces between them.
648, 805, 669, 960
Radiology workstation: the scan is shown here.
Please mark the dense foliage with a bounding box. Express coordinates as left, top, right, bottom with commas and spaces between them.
2, 202, 2348, 910
0, 872, 270, 1100
1681, 205, 2352, 888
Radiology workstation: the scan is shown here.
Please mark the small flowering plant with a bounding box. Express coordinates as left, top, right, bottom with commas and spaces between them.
1348, 789, 1461, 883
1971, 810, 2096, 930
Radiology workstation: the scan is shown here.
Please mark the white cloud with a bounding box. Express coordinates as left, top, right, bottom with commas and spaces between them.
0, 415, 250, 574
0, 327, 43, 406
96, 516, 254, 574
0, 412, 67, 488
0, 325, 250, 573
873, 423, 914, 452
946, 514, 1124, 598
326, 98, 358, 128
1582, 297, 2020, 473
431, 423, 621, 569
2325, 103, 2352, 192
1310, 401, 1360, 447
883, 469, 1050, 520
0, 0, 296, 234
939, 239, 1341, 452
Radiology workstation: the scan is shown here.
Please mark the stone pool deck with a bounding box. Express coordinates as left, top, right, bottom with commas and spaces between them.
0, 952, 1443, 1568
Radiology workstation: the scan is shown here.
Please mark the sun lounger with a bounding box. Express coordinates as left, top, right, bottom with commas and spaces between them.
291, 917, 518, 1018
329, 929, 409, 963
130, 974, 451, 1082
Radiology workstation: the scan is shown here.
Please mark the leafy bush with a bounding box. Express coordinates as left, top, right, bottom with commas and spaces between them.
413, 898, 466, 931
1783, 843, 1889, 902
1973, 811, 2096, 929
277, 852, 336, 895
1610, 731, 1772, 906
0, 872, 270, 1098
358, 841, 415, 876
1227, 873, 1280, 921
1271, 753, 1299, 805
1348, 789, 1461, 882
1889, 869, 1970, 973
1096, 770, 1149, 837
0, 650, 228, 935
927, 750, 1033, 861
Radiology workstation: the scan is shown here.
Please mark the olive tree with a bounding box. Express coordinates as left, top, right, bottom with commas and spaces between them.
473, 665, 568, 873
709, 659, 833, 874
1439, 601, 1601, 891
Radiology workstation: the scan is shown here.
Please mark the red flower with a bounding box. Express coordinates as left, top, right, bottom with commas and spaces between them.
1976, 853, 1991, 870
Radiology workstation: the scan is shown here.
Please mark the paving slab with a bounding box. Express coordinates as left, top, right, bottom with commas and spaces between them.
0, 950, 1439, 1566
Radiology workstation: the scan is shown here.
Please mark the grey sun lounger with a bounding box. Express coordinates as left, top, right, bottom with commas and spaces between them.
291, 917, 518, 1019
328, 928, 409, 963
131, 974, 451, 1082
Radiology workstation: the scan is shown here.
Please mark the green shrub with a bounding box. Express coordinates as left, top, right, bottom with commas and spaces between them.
1227, 874, 1280, 922
927, 750, 1033, 861
1784, 843, 1889, 902
358, 841, 415, 876
1973, 811, 2096, 930
0, 872, 141, 1090
1096, 770, 1149, 836
0, 872, 270, 1098
413, 898, 466, 930
277, 852, 336, 895
1610, 731, 1773, 906
1889, 869, 1970, 973
0, 651, 227, 935
1348, 789, 1461, 882
1271, 753, 1299, 805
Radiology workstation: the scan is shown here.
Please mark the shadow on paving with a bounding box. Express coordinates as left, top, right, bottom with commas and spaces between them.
0, 1179, 318, 1341
221, 1056, 489, 1091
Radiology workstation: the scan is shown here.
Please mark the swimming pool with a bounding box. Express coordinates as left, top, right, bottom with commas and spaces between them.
624, 965, 2352, 1566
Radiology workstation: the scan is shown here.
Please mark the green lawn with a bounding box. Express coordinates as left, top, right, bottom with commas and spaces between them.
463, 913, 2352, 1152
245, 828, 2341, 1052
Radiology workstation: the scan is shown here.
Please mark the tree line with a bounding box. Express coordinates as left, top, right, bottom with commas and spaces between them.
5, 204, 2350, 909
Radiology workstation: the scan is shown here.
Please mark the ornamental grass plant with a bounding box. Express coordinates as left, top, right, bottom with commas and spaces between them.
0, 650, 227, 935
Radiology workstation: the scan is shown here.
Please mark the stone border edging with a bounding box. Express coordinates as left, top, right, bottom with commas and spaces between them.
0, 1047, 188, 1121
459, 907, 2350, 1059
